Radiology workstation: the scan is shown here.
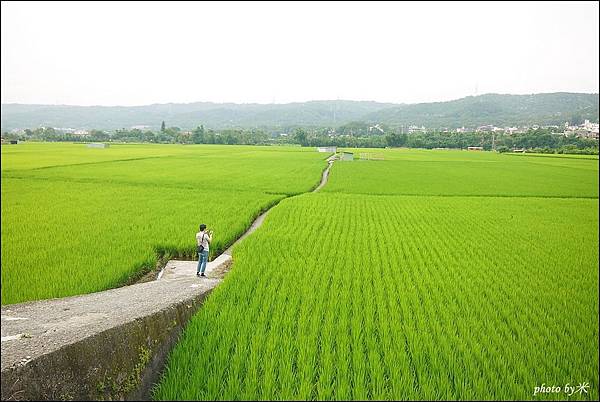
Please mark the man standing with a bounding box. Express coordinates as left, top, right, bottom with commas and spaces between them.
196, 224, 213, 277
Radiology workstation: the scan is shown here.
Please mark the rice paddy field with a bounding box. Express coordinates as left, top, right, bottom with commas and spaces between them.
324, 149, 598, 197
2, 144, 598, 400
153, 148, 599, 400
1, 143, 327, 304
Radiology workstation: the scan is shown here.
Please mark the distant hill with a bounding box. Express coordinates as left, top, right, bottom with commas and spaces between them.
0, 101, 396, 132
364, 92, 599, 128
1, 93, 597, 132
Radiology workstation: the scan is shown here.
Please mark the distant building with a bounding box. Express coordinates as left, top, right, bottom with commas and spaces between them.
408, 125, 427, 134
317, 146, 337, 153
87, 143, 109, 149
341, 151, 354, 161
54, 127, 77, 133
582, 120, 600, 139
563, 119, 599, 139
476, 125, 494, 132
467, 146, 483, 151
74, 129, 90, 136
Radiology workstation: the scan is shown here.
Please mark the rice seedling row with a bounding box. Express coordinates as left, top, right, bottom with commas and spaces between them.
323, 148, 598, 198
154, 194, 598, 400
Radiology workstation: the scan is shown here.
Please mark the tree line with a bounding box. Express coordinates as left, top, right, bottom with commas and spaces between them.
2, 124, 597, 155
292, 127, 598, 154
382, 128, 598, 154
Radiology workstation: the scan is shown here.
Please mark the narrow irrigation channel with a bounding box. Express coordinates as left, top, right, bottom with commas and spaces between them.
0, 155, 335, 401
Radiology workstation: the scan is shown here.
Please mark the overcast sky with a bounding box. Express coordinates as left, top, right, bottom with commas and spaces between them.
1, 1, 598, 106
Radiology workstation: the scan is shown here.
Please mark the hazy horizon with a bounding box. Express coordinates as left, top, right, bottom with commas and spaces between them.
1, 90, 599, 108
2, 1, 599, 107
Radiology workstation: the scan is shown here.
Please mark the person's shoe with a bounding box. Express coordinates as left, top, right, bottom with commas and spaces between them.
200, 273, 206, 277
196, 272, 200, 277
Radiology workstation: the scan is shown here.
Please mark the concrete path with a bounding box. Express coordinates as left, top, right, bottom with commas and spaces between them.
1, 155, 335, 401
315, 156, 335, 192
0, 270, 226, 400
1, 275, 221, 370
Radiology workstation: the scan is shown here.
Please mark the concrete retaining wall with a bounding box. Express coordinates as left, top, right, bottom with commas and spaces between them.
1, 274, 222, 401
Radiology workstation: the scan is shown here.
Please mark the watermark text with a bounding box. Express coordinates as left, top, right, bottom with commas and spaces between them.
534, 383, 590, 397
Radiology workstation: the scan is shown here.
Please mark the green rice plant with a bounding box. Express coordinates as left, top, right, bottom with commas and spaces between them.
324, 148, 598, 198
154, 193, 598, 400
1, 142, 179, 171
1, 143, 327, 304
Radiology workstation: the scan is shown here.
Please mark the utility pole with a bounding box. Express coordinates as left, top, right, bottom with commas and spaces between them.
333, 101, 337, 127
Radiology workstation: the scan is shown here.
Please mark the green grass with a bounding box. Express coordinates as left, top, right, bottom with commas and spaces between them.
0, 142, 178, 171
9, 153, 323, 195
325, 148, 598, 197
155, 148, 598, 400
1, 143, 327, 304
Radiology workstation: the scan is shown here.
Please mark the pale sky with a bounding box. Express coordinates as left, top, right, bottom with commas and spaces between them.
1, 1, 598, 106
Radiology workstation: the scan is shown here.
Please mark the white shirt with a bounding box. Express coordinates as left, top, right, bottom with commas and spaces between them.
196, 231, 211, 251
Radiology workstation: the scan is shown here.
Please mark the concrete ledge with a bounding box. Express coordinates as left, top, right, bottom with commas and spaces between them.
1, 271, 223, 400
159, 254, 232, 281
